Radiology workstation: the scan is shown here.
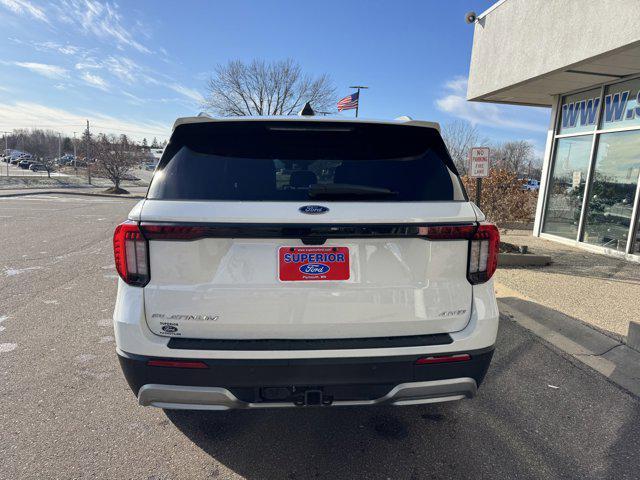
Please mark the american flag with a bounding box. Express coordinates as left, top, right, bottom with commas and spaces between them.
337, 92, 359, 111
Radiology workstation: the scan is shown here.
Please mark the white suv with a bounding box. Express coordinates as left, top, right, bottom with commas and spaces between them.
113, 116, 499, 410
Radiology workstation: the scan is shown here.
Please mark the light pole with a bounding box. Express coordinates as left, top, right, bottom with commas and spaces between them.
73, 132, 77, 172
348, 85, 369, 118
2, 132, 9, 177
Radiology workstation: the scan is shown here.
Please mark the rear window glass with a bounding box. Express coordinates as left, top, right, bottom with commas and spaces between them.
147, 121, 466, 202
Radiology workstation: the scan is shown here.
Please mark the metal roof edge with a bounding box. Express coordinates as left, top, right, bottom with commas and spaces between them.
477, 0, 508, 20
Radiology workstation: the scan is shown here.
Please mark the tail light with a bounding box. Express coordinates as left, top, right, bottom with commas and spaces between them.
467, 223, 499, 284
420, 223, 499, 284
113, 221, 149, 286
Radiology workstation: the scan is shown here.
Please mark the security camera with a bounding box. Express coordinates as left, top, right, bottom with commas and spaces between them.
465, 11, 477, 24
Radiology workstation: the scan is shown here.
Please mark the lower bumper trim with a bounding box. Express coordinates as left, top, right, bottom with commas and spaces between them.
138, 377, 478, 410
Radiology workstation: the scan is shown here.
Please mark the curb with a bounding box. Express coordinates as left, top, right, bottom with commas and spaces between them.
627, 321, 640, 352
0, 190, 144, 199
496, 287, 640, 398
498, 253, 552, 267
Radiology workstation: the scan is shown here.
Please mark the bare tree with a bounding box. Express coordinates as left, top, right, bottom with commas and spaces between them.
441, 120, 482, 175
94, 134, 139, 193
492, 140, 536, 176
203, 59, 336, 116
17, 128, 58, 177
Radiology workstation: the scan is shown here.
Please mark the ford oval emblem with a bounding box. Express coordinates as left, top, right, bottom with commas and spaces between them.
300, 263, 330, 275
299, 205, 329, 215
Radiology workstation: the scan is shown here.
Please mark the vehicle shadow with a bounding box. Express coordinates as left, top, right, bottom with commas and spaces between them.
164, 404, 429, 479
162, 317, 640, 480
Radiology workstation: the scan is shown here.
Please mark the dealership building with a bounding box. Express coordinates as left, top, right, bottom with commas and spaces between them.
467, 0, 640, 261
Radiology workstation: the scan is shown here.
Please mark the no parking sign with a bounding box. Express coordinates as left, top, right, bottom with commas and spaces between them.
470, 147, 490, 178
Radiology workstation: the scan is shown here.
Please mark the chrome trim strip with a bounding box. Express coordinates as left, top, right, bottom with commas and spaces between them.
138, 378, 478, 410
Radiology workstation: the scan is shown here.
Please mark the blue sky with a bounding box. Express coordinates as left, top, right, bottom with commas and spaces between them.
0, 0, 549, 153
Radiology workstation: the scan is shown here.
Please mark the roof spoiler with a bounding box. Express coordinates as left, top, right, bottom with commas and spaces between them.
395, 116, 440, 131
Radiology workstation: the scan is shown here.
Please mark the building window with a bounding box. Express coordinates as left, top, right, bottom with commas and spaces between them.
542, 136, 592, 239
582, 131, 640, 252
599, 79, 640, 130
558, 87, 601, 135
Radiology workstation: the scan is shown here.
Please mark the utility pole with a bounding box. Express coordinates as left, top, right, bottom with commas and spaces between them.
85, 120, 92, 185
349, 85, 369, 118
57, 132, 61, 161
2, 131, 9, 177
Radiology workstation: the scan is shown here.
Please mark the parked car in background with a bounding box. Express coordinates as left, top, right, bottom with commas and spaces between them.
57, 154, 75, 166
29, 163, 47, 172
522, 179, 540, 191
113, 116, 500, 411
18, 158, 35, 169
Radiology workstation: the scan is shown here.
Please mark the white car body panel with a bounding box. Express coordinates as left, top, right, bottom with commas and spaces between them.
139, 200, 479, 340
114, 279, 498, 360
138, 199, 476, 224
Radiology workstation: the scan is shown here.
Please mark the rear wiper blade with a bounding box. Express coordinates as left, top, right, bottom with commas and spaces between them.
308, 183, 398, 199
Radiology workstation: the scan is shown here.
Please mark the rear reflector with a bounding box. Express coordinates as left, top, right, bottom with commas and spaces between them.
415, 354, 471, 365
113, 220, 149, 287
147, 360, 209, 369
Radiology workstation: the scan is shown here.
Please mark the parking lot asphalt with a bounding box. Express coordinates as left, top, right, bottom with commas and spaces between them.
1, 194, 639, 480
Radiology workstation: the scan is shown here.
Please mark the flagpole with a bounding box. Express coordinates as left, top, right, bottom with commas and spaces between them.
349, 85, 368, 118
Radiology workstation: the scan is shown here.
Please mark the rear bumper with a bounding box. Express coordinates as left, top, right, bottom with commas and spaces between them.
118, 348, 493, 409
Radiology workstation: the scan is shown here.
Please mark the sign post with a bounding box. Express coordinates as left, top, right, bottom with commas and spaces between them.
469, 147, 490, 208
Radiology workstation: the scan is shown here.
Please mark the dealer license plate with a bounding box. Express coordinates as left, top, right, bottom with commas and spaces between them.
278, 246, 350, 281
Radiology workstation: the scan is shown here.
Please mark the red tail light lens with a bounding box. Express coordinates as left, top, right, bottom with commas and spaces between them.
415, 354, 471, 364
147, 360, 208, 369
113, 221, 149, 287
468, 223, 499, 284
418, 225, 476, 239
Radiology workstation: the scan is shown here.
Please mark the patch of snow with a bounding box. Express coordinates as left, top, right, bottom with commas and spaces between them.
4, 266, 43, 276
0, 343, 17, 353
97, 319, 112, 327
99, 336, 114, 343
74, 353, 96, 363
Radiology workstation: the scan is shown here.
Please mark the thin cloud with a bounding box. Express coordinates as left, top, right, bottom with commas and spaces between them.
103, 56, 140, 83
0, 100, 169, 140
444, 76, 468, 94
35, 41, 82, 55
168, 83, 204, 103
81, 71, 109, 91
72, 0, 151, 54
12, 61, 68, 79
0, 0, 48, 23
436, 76, 548, 133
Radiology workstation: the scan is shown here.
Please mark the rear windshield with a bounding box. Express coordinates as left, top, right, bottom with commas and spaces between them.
147, 121, 466, 201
